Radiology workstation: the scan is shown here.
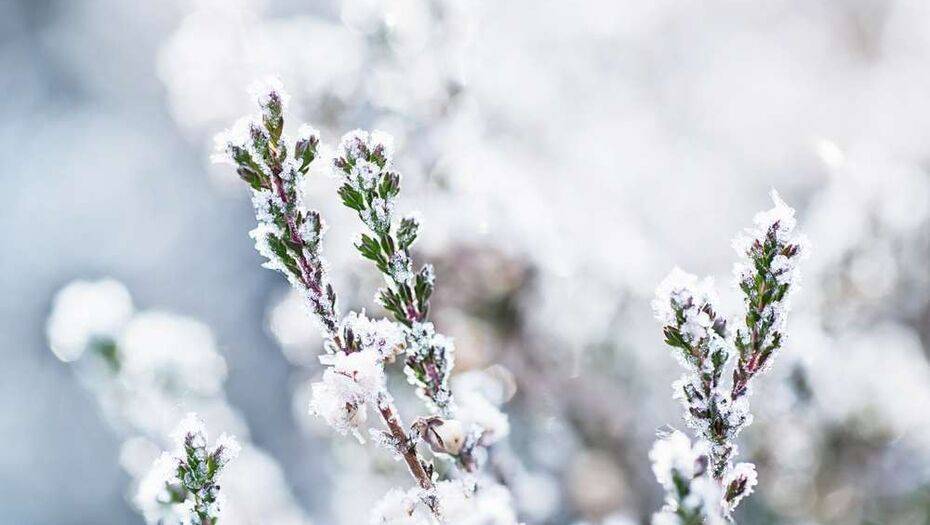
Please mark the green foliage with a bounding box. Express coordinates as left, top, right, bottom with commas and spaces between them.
339, 184, 366, 212
397, 216, 419, 250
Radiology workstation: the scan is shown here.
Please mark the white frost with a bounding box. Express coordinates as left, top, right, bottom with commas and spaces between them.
46, 278, 134, 362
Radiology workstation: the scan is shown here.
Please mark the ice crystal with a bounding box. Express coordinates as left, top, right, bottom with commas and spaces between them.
249, 76, 290, 119
308, 369, 373, 440
652, 267, 723, 347
338, 311, 407, 358
172, 412, 208, 450
214, 433, 242, 467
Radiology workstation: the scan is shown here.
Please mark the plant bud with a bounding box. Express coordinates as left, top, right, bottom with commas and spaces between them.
414, 417, 465, 456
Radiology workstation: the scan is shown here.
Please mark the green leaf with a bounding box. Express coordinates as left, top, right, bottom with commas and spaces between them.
267, 233, 301, 279
378, 288, 409, 325
397, 216, 419, 250
355, 233, 386, 266
379, 171, 401, 200
338, 184, 366, 211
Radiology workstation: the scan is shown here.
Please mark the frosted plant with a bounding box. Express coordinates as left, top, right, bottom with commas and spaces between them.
215, 79, 512, 522
651, 191, 807, 522
333, 131, 454, 413
46, 279, 312, 525
332, 128, 504, 471
46, 279, 230, 437
371, 479, 517, 525
649, 429, 726, 525
46, 277, 133, 364
137, 413, 240, 525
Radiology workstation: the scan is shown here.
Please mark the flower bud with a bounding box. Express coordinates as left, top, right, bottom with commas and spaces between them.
414, 417, 465, 456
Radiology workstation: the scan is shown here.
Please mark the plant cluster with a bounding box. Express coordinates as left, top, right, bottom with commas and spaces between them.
214, 79, 513, 523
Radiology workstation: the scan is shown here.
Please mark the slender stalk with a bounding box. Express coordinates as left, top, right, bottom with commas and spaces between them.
378, 399, 435, 492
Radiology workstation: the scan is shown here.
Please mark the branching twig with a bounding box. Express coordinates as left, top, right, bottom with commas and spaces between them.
214, 79, 437, 501
651, 191, 808, 522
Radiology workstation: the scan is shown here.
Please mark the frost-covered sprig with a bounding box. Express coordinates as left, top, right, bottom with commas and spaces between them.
333, 130, 453, 417
330, 129, 503, 476
649, 430, 728, 525
730, 190, 808, 400
46, 278, 133, 366
137, 414, 240, 525
214, 78, 339, 337
652, 191, 806, 518
652, 269, 747, 478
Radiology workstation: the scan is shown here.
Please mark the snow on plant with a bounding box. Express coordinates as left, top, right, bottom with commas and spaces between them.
46, 278, 133, 364
649, 429, 726, 525
136, 413, 240, 525
215, 79, 512, 522
332, 130, 459, 416
46, 279, 229, 434
371, 479, 517, 525
651, 191, 807, 522
45, 279, 312, 525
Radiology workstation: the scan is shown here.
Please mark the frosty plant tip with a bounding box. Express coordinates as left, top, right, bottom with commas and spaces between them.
651, 191, 808, 523
137, 413, 240, 525
214, 78, 512, 522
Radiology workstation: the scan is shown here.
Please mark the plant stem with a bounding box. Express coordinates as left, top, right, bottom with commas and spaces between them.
377, 398, 435, 492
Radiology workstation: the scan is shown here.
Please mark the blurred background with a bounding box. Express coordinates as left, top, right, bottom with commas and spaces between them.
2, 0, 929, 523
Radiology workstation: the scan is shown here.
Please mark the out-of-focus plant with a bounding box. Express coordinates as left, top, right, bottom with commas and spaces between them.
46, 279, 312, 525
137, 414, 241, 525
214, 79, 515, 523
650, 192, 808, 523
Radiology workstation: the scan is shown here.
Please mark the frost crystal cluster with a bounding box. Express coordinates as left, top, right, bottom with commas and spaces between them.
371, 479, 517, 525
136, 413, 240, 525
215, 80, 512, 523
651, 191, 805, 522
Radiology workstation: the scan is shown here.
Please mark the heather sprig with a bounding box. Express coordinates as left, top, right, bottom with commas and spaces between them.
46, 279, 312, 524
137, 414, 240, 525
653, 269, 747, 479
731, 191, 807, 400
214, 78, 339, 337
330, 130, 501, 477
651, 191, 806, 521
332, 131, 454, 418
